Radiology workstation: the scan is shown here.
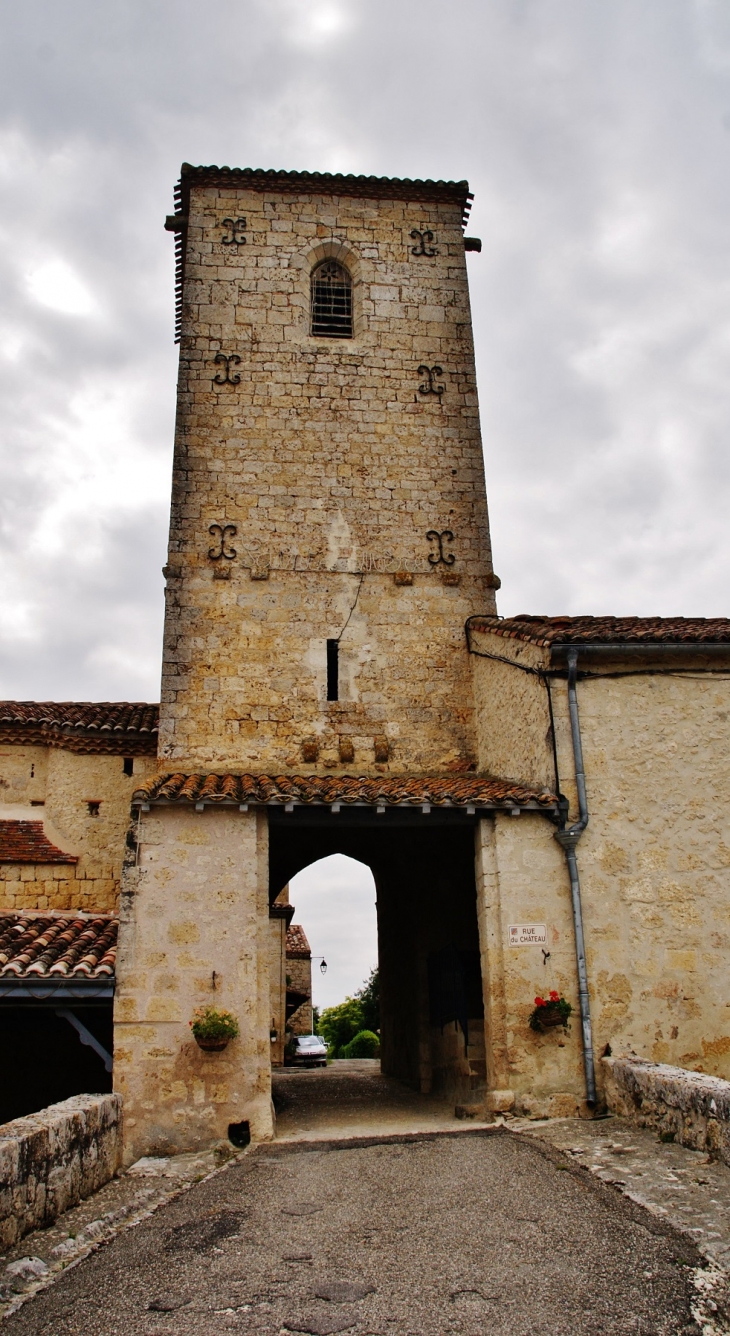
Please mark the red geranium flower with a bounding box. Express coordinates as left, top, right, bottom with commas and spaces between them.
534, 996, 546, 1007
549, 990, 560, 1002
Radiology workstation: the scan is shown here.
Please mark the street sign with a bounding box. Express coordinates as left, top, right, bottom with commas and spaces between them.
508, 924, 547, 946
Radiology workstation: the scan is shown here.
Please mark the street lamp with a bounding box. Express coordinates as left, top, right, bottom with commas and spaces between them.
310, 958, 327, 1036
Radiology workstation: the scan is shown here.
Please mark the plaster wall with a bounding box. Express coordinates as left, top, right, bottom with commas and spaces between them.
160, 183, 497, 772
475, 813, 586, 1117
0, 749, 157, 913
470, 630, 554, 791
551, 670, 730, 1079
114, 805, 273, 1164
471, 643, 730, 1110
0, 745, 48, 805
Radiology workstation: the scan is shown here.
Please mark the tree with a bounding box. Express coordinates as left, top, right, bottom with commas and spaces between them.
318, 995, 364, 1056
317, 967, 380, 1057
355, 966, 379, 1033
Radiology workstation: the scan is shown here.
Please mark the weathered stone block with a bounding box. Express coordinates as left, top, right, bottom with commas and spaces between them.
0, 1094, 122, 1251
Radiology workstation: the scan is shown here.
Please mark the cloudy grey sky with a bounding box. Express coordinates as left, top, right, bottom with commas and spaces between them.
2, 0, 730, 704
4, 1, 729, 1001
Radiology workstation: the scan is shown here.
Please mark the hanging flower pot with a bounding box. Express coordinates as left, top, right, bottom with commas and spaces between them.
190, 1006, 240, 1052
195, 1035, 230, 1052
538, 1010, 566, 1029
529, 991, 572, 1033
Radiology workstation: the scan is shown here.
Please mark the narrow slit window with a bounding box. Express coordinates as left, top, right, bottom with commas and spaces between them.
311, 261, 353, 339
327, 639, 339, 701
123, 757, 134, 776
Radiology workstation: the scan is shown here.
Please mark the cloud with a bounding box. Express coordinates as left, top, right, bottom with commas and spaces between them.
289, 854, 377, 1014
1, 0, 729, 998
26, 259, 97, 316
0, 0, 728, 702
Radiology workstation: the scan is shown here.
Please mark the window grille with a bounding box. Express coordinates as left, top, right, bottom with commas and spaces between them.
311, 261, 353, 338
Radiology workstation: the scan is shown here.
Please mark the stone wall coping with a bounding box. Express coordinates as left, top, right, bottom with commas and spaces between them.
603, 1057, 730, 1165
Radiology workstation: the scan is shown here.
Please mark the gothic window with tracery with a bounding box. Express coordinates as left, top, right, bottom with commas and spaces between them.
310, 260, 353, 338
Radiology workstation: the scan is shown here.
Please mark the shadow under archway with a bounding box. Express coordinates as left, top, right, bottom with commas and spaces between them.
268, 810, 485, 1098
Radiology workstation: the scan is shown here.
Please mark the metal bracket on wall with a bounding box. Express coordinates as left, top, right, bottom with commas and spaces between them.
410, 228, 438, 256
417, 365, 445, 398
55, 1009, 113, 1073
426, 529, 455, 566
213, 353, 241, 385
221, 218, 247, 244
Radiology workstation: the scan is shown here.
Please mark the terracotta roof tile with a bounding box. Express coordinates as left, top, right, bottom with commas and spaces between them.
0, 915, 117, 978
179, 163, 472, 213
286, 924, 311, 959
0, 821, 77, 865
469, 615, 730, 649
132, 773, 556, 810
0, 701, 159, 754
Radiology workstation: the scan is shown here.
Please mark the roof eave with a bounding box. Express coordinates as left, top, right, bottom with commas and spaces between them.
0, 978, 115, 999
132, 796, 557, 814
549, 641, 730, 662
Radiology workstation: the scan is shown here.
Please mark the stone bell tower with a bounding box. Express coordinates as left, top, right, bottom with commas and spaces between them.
159, 164, 498, 774
116, 166, 506, 1163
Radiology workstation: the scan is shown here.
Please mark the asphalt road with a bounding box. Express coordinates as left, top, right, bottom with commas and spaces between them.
4, 1129, 702, 1336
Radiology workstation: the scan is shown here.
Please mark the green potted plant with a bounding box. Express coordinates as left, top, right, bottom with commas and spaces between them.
529, 990, 572, 1033
190, 1006, 240, 1052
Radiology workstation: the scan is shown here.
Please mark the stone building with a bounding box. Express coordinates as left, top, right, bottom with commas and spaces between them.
0, 704, 157, 1121
267, 880, 313, 1068
1, 165, 728, 1157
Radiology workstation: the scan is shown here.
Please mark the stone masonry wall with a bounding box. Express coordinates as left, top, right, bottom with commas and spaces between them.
286, 952, 312, 1036
114, 805, 273, 1164
0, 1093, 122, 1251
0, 748, 157, 914
160, 182, 497, 772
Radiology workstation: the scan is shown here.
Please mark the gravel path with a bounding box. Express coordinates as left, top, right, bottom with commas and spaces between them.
1, 1128, 707, 1336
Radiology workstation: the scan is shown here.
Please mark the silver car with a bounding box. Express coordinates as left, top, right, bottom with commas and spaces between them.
288, 1034, 328, 1067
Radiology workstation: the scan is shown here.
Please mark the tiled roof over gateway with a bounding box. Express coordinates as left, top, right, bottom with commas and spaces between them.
286, 925, 311, 959
0, 821, 77, 865
0, 915, 117, 978
0, 701, 159, 754
133, 773, 557, 810
469, 615, 730, 649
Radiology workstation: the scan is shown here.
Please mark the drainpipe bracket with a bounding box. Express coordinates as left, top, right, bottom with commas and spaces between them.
554, 828, 582, 852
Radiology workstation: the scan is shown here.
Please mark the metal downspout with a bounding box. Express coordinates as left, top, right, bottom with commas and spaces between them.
554, 648, 597, 1106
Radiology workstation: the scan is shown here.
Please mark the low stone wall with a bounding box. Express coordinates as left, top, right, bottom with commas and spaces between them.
0, 1094, 122, 1251
603, 1057, 730, 1165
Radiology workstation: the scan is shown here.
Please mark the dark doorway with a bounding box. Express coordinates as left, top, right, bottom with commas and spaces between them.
0, 1004, 113, 1124
269, 809, 485, 1098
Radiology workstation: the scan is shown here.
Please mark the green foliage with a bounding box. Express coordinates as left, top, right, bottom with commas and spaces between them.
312, 1005, 320, 1031
356, 966, 380, 1033
318, 966, 380, 1058
528, 991, 572, 1032
190, 1006, 240, 1041
318, 994, 364, 1056
342, 1030, 380, 1058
